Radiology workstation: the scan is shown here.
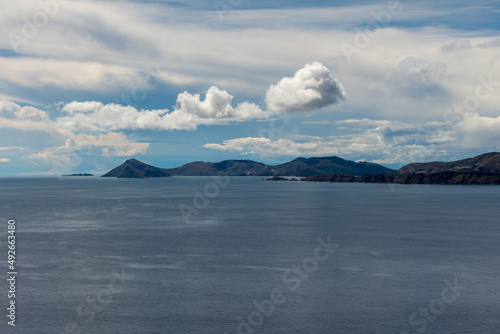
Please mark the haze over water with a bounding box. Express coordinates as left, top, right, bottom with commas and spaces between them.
1, 177, 499, 333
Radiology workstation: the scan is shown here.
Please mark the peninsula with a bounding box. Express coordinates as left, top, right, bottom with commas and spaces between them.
300, 152, 500, 185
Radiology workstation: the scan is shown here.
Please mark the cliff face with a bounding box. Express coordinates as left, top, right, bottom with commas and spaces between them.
102, 159, 171, 178
398, 152, 500, 175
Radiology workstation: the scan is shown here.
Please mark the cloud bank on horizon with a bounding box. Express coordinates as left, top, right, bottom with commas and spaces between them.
0, 0, 499, 175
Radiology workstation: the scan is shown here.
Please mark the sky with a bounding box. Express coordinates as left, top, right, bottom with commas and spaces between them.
0, 0, 499, 176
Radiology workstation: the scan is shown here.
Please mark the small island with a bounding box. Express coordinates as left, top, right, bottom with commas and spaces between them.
63, 173, 94, 176
265, 176, 299, 181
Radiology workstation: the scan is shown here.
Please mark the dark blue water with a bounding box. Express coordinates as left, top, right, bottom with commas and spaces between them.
0, 177, 499, 334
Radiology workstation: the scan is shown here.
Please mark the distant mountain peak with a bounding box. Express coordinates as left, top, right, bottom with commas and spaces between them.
125, 158, 142, 164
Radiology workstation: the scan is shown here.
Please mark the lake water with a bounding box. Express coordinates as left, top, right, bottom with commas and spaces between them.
0, 176, 499, 334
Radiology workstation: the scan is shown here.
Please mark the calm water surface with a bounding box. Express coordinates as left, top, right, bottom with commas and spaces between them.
0, 176, 499, 333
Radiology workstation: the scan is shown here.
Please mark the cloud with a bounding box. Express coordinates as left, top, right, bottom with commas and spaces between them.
28, 133, 149, 164
0, 158, 11, 163
0, 101, 58, 134
385, 57, 449, 98
57, 86, 269, 132
0, 101, 48, 120
56, 64, 345, 132
0, 146, 23, 151
204, 113, 500, 164
0, 101, 150, 174
0, 1, 499, 175
203, 118, 469, 164
203, 134, 405, 161
442, 38, 500, 51
62, 101, 105, 115
442, 39, 471, 52
175, 86, 267, 120
477, 38, 500, 48
0, 0, 498, 120
456, 113, 500, 147
265, 62, 345, 112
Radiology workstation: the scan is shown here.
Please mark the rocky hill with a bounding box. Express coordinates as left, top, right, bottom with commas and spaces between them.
102, 159, 171, 178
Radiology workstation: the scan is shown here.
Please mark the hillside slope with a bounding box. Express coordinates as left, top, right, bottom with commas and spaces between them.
398, 152, 500, 174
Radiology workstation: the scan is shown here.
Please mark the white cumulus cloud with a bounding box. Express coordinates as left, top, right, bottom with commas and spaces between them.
265, 62, 346, 112
0, 101, 49, 120
1, 62, 349, 138
56, 64, 346, 133
0, 101, 150, 173
57, 86, 270, 132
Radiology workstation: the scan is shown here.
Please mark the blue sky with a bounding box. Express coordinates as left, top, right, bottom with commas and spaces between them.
0, 0, 499, 175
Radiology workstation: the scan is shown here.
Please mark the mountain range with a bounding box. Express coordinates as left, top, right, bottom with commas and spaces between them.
102, 156, 395, 178
102, 152, 500, 185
